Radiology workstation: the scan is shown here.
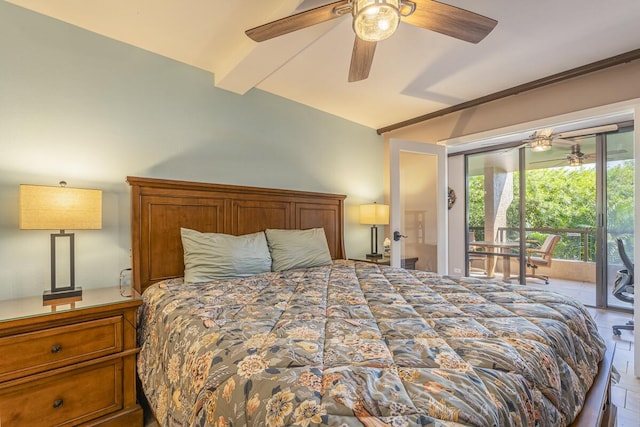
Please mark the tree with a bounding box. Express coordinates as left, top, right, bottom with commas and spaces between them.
467, 161, 635, 261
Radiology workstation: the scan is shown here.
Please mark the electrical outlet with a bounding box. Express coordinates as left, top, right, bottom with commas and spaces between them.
453, 268, 462, 274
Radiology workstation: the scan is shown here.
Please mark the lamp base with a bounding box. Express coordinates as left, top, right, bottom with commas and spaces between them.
43, 287, 83, 302
366, 253, 383, 259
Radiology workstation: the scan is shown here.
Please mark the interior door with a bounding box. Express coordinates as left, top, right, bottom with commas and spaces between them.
389, 139, 448, 273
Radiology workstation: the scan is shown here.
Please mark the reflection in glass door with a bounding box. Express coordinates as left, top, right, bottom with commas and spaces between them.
398, 151, 438, 271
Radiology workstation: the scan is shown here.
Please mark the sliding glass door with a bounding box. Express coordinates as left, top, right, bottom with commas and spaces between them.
605, 127, 635, 310
465, 123, 634, 310
466, 146, 522, 282
524, 134, 598, 301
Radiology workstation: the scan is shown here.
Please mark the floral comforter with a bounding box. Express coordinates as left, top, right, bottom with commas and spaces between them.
137, 260, 606, 427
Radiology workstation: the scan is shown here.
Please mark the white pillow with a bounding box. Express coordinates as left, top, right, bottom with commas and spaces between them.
181, 228, 272, 282
265, 228, 332, 272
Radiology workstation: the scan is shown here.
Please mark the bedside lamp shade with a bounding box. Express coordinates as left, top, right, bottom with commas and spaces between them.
19, 185, 102, 230
359, 203, 389, 226
19, 183, 102, 301
360, 203, 389, 258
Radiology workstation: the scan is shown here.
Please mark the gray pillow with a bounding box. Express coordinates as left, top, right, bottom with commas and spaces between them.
265, 228, 332, 272
180, 228, 272, 282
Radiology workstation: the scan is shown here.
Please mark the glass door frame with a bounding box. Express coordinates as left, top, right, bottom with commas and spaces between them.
595, 133, 607, 307
517, 147, 527, 284
601, 124, 635, 310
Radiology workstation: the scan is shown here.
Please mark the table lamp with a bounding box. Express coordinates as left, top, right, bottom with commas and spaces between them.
19, 181, 102, 301
360, 203, 389, 259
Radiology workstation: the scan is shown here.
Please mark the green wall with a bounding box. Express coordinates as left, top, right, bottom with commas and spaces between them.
0, 2, 384, 299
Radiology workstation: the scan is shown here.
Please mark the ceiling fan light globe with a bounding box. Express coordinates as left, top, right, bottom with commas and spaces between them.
568, 156, 584, 166
353, 0, 400, 42
365, 6, 380, 16
530, 137, 552, 152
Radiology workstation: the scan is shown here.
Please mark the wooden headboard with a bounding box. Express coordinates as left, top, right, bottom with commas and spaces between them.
127, 176, 346, 294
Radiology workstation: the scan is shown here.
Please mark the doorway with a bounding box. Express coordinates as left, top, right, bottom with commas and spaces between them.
465, 123, 634, 309
389, 139, 447, 273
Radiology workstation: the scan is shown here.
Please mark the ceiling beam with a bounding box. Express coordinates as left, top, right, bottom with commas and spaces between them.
377, 48, 640, 135
215, 22, 340, 94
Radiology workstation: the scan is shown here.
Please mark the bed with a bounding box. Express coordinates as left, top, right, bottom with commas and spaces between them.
129, 176, 615, 427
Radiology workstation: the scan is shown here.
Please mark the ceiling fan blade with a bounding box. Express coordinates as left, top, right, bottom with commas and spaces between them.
246, 1, 349, 42
529, 159, 566, 167
402, 0, 497, 43
349, 37, 377, 82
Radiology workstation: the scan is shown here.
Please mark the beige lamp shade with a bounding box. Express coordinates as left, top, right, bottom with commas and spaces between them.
359, 203, 389, 225
19, 184, 102, 230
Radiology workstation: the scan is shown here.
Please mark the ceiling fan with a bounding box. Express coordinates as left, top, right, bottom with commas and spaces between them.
245, 0, 498, 82
523, 124, 619, 153
565, 144, 592, 166
534, 143, 626, 167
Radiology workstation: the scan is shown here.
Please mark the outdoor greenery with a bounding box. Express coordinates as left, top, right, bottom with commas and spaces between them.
468, 161, 634, 262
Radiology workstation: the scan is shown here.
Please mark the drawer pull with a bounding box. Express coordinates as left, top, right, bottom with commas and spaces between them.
51, 344, 63, 354
53, 399, 64, 409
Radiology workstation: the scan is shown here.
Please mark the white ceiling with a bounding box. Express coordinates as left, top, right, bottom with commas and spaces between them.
7, 0, 640, 130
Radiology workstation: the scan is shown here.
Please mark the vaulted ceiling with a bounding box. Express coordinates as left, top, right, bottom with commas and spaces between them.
8, 0, 640, 129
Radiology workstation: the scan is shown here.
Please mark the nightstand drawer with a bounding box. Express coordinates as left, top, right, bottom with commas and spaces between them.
0, 316, 123, 382
0, 358, 123, 426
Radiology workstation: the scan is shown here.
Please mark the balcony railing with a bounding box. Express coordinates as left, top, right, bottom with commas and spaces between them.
469, 226, 633, 264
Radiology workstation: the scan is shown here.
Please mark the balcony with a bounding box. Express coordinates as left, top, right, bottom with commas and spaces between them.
468, 226, 632, 310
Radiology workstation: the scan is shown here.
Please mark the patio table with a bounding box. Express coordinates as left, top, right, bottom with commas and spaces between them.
469, 241, 520, 281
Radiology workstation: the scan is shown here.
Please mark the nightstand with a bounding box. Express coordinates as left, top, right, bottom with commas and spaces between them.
351, 256, 419, 270
0, 287, 143, 426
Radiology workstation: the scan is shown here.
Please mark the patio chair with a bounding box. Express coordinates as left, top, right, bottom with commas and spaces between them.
612, 238, 634, 336
526, 234, 561, 284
